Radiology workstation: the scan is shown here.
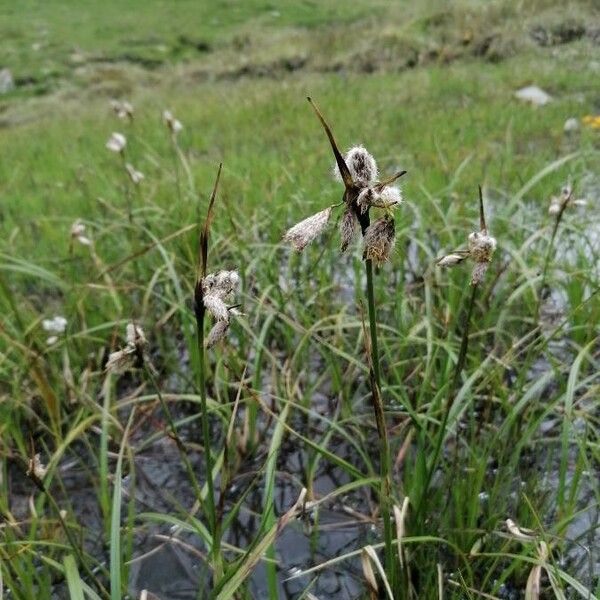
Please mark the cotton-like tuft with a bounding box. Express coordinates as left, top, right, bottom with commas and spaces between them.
126, 323, 147, 346
468, 232, 496, 263
106, 132, 126, 153
333, 146, 378, 187
379, 186, 402, 207
206, 320, 230, 348
340, 207, 357, 252
437, 253, 467, 267
163, 110, 183, 134
43, 316, 67, 334
125, 163, 144, 184
203, 294, 230, 322
471, 261, 490, 286
363, 217, 396, 264
283, 207, 332, 251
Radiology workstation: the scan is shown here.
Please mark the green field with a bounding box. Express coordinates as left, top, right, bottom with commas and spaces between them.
1, 1, 599, 598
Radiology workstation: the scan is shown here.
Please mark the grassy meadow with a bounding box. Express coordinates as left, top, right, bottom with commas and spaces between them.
1, 0, 599, 598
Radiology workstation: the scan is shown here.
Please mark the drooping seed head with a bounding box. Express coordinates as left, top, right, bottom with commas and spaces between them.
70, 220, 92, 246
470, 261, 490, 286
548, 196, 561, 215
163, 110, 183, 134
126, 322, 147, 347
105, 348, 136, 374
283, 206, 332, 251
363, 216, 396, 264
340, 206, 358, 252
333, 146, 378, 187
27, 454, 47, 480
106, 132, 126, 153
437, 253, 467, 268
203, 293, 230, 322
206, 320, 230, 348
110, 99, 134, 121
125, 163, 144, 185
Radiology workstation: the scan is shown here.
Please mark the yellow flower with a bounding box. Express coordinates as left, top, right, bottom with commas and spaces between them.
582, 115, 600, 129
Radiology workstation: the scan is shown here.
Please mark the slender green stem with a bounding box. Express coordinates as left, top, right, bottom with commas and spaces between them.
416, 283, 477, 521
365, 259, 397, 594
194, 306, 221, 577
534, 215, 562, 323
143, 365, 205, 510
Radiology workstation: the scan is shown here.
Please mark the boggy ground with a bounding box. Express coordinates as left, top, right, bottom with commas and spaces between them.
1, 1, 599, 599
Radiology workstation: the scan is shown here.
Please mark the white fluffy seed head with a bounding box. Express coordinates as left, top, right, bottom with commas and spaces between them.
468, 231, 497, 263
283, 207, 332, 251
105, 348, 135, 374
125, 163, 144, 184
379, 185, 402, 207
333, 146, 378, 187
437, 253, 466, 268
70, 220, 91, 246
203, 294, 230, 322
110, 99, 134, 120
206, 320, 230, 348
340, 207, 357, 252
471, 261, 490, 286
106, 132, 126, 153
357, 185, 403, 214
363, 217, 396, 264
215, 270, 240, 296
548, 196, 561, 215
27, 454, 47, 480
163, 110, 183, 134
42, 316, 67, 334
71, 220, 86, 238
126, 323, 147, 346
357, 187, 376, 214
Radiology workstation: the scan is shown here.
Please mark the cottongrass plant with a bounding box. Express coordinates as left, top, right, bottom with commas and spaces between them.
418, 186, 496, 519
283, 97, 407, 594
193, 163, 226, 580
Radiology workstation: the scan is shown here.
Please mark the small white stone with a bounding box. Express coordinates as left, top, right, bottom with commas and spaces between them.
515, 85, 552, 106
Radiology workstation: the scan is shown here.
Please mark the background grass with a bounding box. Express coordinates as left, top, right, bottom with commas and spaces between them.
1, 0, 599, 598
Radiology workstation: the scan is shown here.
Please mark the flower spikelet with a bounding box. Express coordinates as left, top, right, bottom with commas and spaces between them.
363, 217, 396, 264
206, 320, 230, 348
105, 322, 148, 374
106, 132, 126, 153
163, 110, 183, 134
125, 163, 144, 184
340, 207, 357, 252
203, 294, 229, 322
468, 231, 496, 263
283, 207, 332, 251
379, 186, 402, 208
27, 454, 47, 480
437, 253, 467, 267
110, 99, 134, 121
200, 270, 240, 341
334, 146, 378, 186
70, 220, 92, 246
